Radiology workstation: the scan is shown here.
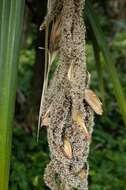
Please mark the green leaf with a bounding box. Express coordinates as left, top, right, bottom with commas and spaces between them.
92, 39, 105, 106
85, 1, 126, 127
0, 1, 25, 189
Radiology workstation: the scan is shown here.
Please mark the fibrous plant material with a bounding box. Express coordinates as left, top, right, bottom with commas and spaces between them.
39, 0, 103, 189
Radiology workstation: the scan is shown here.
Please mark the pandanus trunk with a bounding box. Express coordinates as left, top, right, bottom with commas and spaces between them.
39, 0, 103, 189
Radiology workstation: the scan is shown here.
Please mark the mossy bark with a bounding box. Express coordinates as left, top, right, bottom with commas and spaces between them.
39, 0, 94, 189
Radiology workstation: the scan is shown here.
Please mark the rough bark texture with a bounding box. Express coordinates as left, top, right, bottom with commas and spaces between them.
40, 0, 94, 189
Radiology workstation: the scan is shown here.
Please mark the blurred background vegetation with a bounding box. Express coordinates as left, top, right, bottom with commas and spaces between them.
9, 0, 126, 189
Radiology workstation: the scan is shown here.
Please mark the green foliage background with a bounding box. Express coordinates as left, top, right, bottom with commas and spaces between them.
9, 1, 126, 190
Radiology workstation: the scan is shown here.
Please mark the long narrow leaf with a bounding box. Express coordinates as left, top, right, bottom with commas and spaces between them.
0, 1, 25, 189
92, 39, 105, 106
85, 1, 126, 127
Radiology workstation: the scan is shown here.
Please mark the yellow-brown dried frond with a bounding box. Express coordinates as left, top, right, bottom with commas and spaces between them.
85, 89, 103, 115
78, 169, 86, 179
63, 137, 72, 159
72, 111, 91, 140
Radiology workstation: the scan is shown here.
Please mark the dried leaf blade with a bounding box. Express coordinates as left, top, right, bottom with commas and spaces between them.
85, 89, 103, 115
63, 137, 72, 159
72, 111, 91, 140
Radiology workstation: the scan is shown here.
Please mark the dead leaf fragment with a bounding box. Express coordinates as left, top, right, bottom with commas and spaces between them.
85, 89, 103, 115
78, 169, 86, 179
63, 137, 72, 159
72, 111, 91, 140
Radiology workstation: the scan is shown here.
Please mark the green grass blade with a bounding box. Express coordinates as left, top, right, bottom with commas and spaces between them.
0, 1, 25, 189
85, 1, 126, 127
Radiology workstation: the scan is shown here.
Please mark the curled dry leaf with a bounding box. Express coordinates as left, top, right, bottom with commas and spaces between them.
72, 111, 91, 140
63, 137, 72, 159
84, 89, 103, 115
78, 169, 86, 179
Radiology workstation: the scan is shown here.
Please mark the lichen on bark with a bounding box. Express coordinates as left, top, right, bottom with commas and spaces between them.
39, 0, 102, 189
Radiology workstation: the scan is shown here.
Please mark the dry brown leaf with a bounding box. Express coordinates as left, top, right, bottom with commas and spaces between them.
85, 89, 103, 115
78, 169, 86, 179
63, 137, 72, 159
72, 111, 91, 140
